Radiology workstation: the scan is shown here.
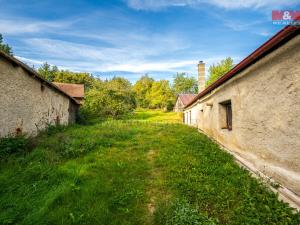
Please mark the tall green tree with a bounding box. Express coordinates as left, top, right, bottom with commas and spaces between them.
105, 76, 136, 108
0, 34, 13, 55
81, 77, 136, 119
172, 72, 198, 95
38, 63, 101, 89
82, 88, 135, 119
133, 75, 154, 108
206, 57, 234, 86
38, 62, 58, 82
146, 80, 175, 111
105, 76, 132, 92
54, 70, 99, 90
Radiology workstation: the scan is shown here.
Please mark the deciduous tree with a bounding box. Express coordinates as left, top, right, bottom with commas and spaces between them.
81, 77, 136, 118
146, 80, 175, 111
38, 62, 58, 82
172, 72, 198, 95
0, 34, 13, 55
206, 57, 234, 86
133, 75, 154, 108
53, 70, 99, 90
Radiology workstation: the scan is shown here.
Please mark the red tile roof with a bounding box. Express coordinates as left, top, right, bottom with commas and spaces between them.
185, 24, 300, 109
52, 82, 84, 98
178, 94, 197, 106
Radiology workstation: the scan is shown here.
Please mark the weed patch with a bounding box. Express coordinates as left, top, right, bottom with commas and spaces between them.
0, 135, 29, 157
155, 199, 217, 225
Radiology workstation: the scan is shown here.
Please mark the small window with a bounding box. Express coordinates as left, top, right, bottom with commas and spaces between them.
219, 100, 232, 130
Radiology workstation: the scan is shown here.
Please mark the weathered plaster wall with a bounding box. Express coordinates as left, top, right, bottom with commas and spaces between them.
184, 35, 300, 196
0, 57, 77, 137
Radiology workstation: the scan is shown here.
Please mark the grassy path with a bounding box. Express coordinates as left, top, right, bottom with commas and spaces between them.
1, 110, 300, 224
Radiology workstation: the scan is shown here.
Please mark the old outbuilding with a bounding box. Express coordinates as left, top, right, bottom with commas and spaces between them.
0, 51, 80, 137
183, 25, 300, 206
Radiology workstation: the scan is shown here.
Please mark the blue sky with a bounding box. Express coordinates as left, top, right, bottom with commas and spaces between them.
1, 0, 299, 82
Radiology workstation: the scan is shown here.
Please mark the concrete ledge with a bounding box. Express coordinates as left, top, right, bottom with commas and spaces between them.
197, 128, 300, 211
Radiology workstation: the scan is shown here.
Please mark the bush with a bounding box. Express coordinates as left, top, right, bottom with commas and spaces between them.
0, 135, 29, 157
81, 88, 136, 119
44, 124, 67, 135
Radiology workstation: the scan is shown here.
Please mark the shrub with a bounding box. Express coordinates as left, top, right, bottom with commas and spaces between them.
44, 124, 67, 135
81, 88, 136, 119
0, 135, 29, 157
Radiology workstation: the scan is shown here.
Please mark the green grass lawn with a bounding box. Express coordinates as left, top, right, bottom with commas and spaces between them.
126, 108, 182, 123
1, 110, 299, 224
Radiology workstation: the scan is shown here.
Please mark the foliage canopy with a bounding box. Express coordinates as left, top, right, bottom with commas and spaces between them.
81, 77, 136, 119
0, 34, 13, 56
38, 63, 99, 90
172, 72, 198, 95
147, 80, 175, 111
133, 75, 154, 108
206, 57, 234, 86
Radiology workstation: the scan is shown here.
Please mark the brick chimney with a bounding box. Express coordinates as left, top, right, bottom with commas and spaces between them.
198, 61, 205, 93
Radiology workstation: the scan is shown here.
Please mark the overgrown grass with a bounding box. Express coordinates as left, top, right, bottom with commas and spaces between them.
126, 108, 182, 123
0, 110, 299, 224
0, 135, 29, 157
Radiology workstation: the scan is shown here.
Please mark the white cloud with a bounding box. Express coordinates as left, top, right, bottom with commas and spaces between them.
23, 29, 188, 60
256, 30, 272, 36
126, 0, 188, 10
0, 18, 73, 35
223, 20, 262, 31
16, 41, 240, 82
220, 18, 274, 37
126, 0, 299, 10
19, 36, 192, 74
103, 60, 197, 73
208, 0, 299, 9
15, 56, 44, 66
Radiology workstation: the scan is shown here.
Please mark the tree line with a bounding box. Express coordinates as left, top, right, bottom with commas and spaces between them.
37, 63, 200, 118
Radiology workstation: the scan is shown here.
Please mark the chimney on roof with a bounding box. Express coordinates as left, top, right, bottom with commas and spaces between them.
198, 61, 205, 93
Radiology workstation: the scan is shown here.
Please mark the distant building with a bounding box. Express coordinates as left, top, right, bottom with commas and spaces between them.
0, 51, 80, 137
183, 25, 300, 206
173, 94, 196, 112
53, 82, 85, 104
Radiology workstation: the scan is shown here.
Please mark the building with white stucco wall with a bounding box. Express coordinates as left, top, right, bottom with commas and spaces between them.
183, 25, 300, 207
